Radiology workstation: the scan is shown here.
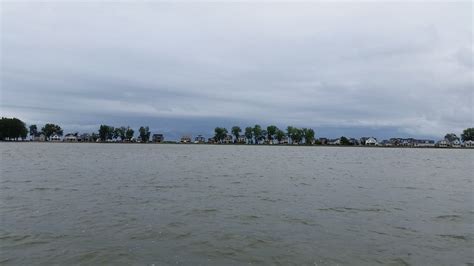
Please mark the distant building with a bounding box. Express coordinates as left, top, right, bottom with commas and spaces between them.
237, 135, 246, 144
318, 138, 328, 145
208, 138, 216, 144
436, 140, 449, 148
152, 134, 164, 143
33, 133, 46, 142
194, 135, 206, 143
464, 140, 474, 148
180, 135, 192, 143
329, 138, 340, 145
414, 139, 435, 147
451, 139, 461, 148
223, 135, 233, 144
64, 133, 78, 142
365, 137, 378, 146
280, 136, 289, 144
50, 134, 61, 142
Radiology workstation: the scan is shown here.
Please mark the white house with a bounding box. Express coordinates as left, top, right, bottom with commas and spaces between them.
365, 137, 378, 146
50, 134, 61, 141
464, 140, 474, 148
33, 133, 46, 142
64, 133, 78, 142
436, 140, 449, 148
451, 139, 461, 148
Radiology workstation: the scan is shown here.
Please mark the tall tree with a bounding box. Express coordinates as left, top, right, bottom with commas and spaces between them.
0, 117, 28, 140
125, 127, 134, 140
305, 128, 315, 144
286, 126, 294, 144
275, 129, 286, 144
98, 125, 114, 141
41, 123, 63, 140
461, 128, 474, 142
139, 126, 150, 143
340, 136, 350, 145
214, 127, 228, 143
291, 128, 303, 144
253, 124, 262, 144
266, 125, 278, 144
29, 125, 38, 138
444, 133, 459, 142
231, 126, 241, 143
244, 127, 253, 144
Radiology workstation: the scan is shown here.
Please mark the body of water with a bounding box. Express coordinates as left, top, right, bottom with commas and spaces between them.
0, 143, 472, 265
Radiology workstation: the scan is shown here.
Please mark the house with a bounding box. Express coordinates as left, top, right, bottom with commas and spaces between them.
414, 139, 435, 147
223, 135, 233, 144
194, 135, 206, 143
64, 133, 78, 142
280, 136, 289, 144
329, 138, 341, 145
207, 138, 216, 144
79, 133, 93, 142
318, 138, 328, 145
152, 134, 164, 143
180, 135, 192, 143
33, 133, 46, 142
237, 135, 246, 144
349, 138, 359, 145
464, 140, 474, 148
451, 139, 461, 148
50, 134, 61, 141
436, 140, 449, 148
365, 137, 378, 146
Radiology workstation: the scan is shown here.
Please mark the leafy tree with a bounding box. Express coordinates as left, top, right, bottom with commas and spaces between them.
214, 127, 228, 143
291, 128, 303, 144
253, 124, 262, 144
98, 125, 114, 141
266, 125, 278, 144
340, 136, 350, 145
139, 126, 150, 142
286, 126, 294, 144
231, 126, 241, 143
244, 127, 253, 144
275, 129, 286, 144
41, 123, 63, 140
305, 128, 315, 144
0, 117, 28, 140
461, 128, 474, 141
444, 133, 459, 142
29, 125, 38, 138
125, 127, 134, 140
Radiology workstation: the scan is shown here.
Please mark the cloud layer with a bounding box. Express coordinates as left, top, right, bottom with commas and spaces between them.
1, 2, 472, 139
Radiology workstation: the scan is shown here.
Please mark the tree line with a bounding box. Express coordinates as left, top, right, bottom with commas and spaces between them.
214, 125, 316, 144
1, 117, 473, 144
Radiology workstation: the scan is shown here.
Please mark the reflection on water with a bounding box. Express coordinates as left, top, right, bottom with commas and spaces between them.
1, 143, 473, 265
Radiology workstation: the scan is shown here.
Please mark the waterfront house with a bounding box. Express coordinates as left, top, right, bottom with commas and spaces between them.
451, 139, 461, 148
152, 134, 164, 143
365, 137, 378, 146
280, 136, 289, 144
207, 138, 216, 144
33, 133, 46, 142
329, 138, 341, 145
79, 133, 93, 142
237, 135, 246, 144
414, 139, 435, 147
436, 140, 449, 148
224, 135, 233, 144
50, 134, 61, 142
318, 138, 328, 145
464, 140, 474, 148
64, 133, 78, 142
180, 135, 192, 143
194, 135, 206, 144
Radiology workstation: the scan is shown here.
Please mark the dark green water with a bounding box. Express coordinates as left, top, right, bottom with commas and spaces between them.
1, 143, 472, 265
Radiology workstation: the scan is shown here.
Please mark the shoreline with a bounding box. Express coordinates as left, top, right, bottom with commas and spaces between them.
1, 141, 471, 149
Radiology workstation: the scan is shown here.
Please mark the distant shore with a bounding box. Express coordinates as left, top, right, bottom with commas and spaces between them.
2, 140, 472, 149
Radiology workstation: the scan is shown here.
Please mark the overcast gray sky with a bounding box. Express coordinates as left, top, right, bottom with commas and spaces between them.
1, 1, 472, 139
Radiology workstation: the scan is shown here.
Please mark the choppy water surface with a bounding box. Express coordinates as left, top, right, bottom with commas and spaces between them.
0, 143, 472, 265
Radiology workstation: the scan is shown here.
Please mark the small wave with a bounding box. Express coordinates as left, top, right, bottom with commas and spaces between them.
438, 234, 468, 241
434, 215, 462, 222
317, 207, 390, 213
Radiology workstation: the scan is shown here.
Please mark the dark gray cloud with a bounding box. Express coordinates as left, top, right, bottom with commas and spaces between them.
1, 2, 472, 139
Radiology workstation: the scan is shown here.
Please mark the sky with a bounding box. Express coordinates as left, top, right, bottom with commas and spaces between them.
1, 1, 472, 140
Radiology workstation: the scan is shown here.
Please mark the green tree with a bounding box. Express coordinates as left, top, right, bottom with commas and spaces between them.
286, 126, 294, 144
253, 124, 262, 144
461, 128, 474, 141
231, 126, 241, 143
41, 123, 63, 140
291, 128, 303, 144
125, 127, 134, 140
98, 125, 114, 141
305, 128, 315, 144
29, 125, 38, 138
244, 127, 253, 144
444, 133, 459, 142
214, 127, 228, 143
0, 117, 28, 140
139, 126, 150, 143
340, 136, 350, 145
275, 129, 286, 144
266, 125, 278, 144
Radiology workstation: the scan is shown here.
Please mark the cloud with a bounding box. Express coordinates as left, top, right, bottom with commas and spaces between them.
1, 1, 472, 139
